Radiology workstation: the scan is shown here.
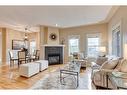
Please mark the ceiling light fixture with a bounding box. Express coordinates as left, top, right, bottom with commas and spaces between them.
24, 27, 28, 41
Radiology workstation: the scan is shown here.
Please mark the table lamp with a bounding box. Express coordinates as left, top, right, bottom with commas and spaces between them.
99, 46, 106, 57
124, 44, 127, 59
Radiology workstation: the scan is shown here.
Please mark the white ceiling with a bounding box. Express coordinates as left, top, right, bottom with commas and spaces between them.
0, 6, 116, 32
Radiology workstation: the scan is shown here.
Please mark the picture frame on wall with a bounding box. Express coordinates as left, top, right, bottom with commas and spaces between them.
12, 40, 25, 50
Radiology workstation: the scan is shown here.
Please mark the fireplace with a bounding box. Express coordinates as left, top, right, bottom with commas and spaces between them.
44, 45, 64, 65
48, 53, 60, 64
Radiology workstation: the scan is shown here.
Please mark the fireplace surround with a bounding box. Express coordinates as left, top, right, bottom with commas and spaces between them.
43, 45, 64, 65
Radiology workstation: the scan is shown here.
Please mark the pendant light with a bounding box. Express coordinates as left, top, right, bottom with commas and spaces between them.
24, 27, 28, 41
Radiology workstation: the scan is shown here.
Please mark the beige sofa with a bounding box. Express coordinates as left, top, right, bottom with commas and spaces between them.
91, 57, 127, 89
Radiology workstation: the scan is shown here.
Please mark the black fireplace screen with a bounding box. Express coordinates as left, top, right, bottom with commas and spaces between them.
48, 54, 60, 64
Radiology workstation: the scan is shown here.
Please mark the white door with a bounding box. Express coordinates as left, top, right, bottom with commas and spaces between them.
0, 32, 2, 64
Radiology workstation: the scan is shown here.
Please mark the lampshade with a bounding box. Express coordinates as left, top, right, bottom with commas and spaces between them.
124, 44, 127, 59
99, 46, 106, 53
24, 33, 28, 41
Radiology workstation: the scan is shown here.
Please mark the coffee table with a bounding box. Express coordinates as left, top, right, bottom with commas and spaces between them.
60, 62, 81, 88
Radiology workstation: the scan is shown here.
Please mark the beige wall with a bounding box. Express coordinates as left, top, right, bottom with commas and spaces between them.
47, 27, 59, 45
43, 27, 48, 44
40, 26, 46, 59
5, 28, 40, 63
41, 26, 60, 45
6, 28, 26, 50
59, 24, 108, 62
28, 32, 40, 50
6, 28, 40, 50
0, 28, 7, 64
2, 28, 7, 64
108, 6, 127, 57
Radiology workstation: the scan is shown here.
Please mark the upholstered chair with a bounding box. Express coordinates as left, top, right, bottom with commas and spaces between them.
9, 50, 18, 67
18, 51, 29, 65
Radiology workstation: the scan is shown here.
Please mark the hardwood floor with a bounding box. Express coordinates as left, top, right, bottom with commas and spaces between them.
0, 64, 95, 89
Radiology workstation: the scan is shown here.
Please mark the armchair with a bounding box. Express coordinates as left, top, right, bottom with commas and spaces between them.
72, 52, 88, 67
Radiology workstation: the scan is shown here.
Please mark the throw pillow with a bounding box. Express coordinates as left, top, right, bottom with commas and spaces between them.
114, 59, 125, 72
96, 57, 108, 66
100, 59, 119, 70
120, 59, 127, 73
99, 60, 108, 70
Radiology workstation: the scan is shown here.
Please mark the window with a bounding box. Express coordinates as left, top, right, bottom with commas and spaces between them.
112, 25, 121, 57
87, 34, 100, 57
68, 35, 79, 55
30, 40, 36, 55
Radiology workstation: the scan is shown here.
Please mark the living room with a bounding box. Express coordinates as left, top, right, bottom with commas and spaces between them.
0, 1, 127, 95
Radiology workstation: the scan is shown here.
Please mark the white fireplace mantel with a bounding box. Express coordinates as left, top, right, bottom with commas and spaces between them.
42, 44, 65, 47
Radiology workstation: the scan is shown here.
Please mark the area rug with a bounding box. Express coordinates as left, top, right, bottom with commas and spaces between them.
30, 70, 88, 89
